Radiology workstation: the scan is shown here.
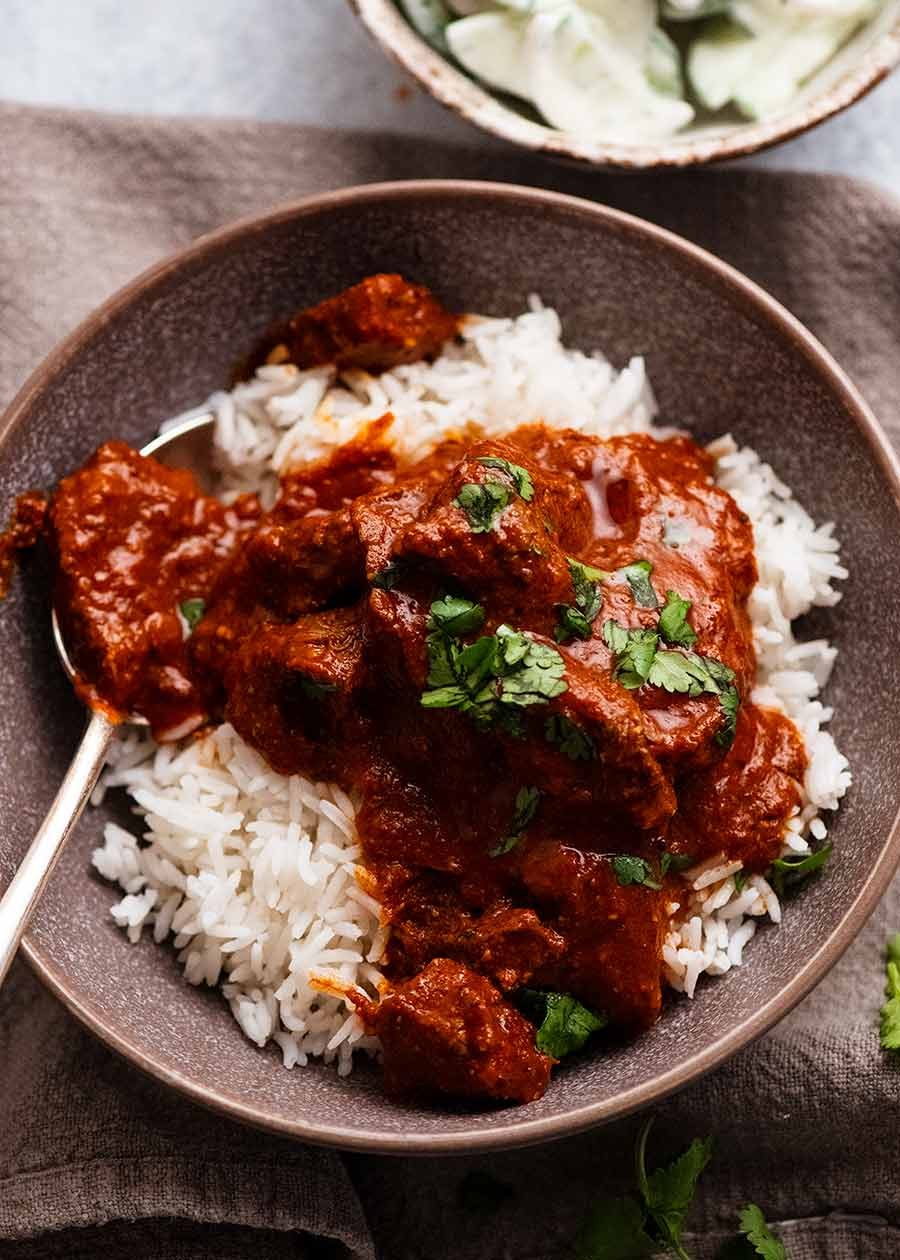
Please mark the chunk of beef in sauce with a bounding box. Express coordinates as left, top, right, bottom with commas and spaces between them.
668, 705, 807, 871
532, 429, 758, 771
254, 273, 459, 375
224, 604, 368, 780
367, 958, 552, 1103
49, 442, 258, 739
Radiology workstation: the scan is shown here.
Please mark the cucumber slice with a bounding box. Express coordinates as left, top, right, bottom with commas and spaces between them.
660, 0, 732, 20
525, 9, 694, 139
398, 0, 453, 51
689, 8, 871, 119
445, 12, 532, 98
646, 27, 684, 97
687, 16, 759, 111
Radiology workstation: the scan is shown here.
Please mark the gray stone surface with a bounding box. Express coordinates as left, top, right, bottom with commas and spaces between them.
2, 0, 900, 191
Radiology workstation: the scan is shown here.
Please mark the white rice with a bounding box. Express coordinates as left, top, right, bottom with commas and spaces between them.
93, 299, 850, 1064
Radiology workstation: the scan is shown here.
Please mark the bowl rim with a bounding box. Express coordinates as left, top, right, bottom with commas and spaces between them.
6, 178, 900, 1154
349, 0, 900, 171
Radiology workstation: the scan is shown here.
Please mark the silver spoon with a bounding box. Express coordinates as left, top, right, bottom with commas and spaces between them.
0, 411, 217, 988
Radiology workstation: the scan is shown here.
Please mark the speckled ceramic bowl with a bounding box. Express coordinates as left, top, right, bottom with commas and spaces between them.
2, 182, 900, 1153
350, 0, 900, 170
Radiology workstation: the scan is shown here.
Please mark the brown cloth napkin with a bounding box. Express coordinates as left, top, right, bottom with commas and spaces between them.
2, 101, 900, 1260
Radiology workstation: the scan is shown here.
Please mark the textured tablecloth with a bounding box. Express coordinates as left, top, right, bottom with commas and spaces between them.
2, 101, 900, 1260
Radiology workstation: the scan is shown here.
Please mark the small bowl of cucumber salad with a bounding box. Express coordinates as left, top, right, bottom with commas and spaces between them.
350, 0, 900, 168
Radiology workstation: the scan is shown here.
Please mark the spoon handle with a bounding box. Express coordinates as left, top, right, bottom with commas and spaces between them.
0, 711, 116, 989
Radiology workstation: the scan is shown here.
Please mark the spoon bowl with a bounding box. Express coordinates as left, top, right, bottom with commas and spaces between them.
1, 410, 218, 989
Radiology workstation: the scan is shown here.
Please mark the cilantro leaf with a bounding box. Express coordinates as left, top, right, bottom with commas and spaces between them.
427, 594, 485, 637
297, 674, 338, 701
769, 844, 832, 899
555, 558, 606, 643
454, 481, 510, 532
659, 590, 698, 648
715, 684, 741, 749
575, 1195, 656, 1260
612, 855, 661, 891
490, 786, 540, 857
622, 560, 659, 609
544, 714, 596, 762
661, 851, 695, 876
636, 1119, 712, 1260
603, 620, 659, 689
179, 598, 205, 632
879, 933, 900, 1051
476, 455, 534, 502
519, 989, 607, 1059
494, 627, 567, 706
371, 562, 402, 591
732, 1204, 788, 1260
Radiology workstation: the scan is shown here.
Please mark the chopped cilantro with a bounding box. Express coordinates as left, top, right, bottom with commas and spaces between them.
602, 617, 740, 749
879, 933, 900, 1052
544, 714, 596, 762
476, 455, 535, 502
490, 786, 540, 857
661, 851, 695, 877
371, 562, 401, 591
612, 855, 661, 891
179, 598, 205, 632
659, 590, 698, 648
555, 557, 606, 643
297, 674, 338, 701
421, 608, 567, 732
519, 989, 607, 1059
602, 620, 659, 689
427, 594, 485, 637
769, 844, 831, 899
734, 869, 747, 893
622, 559, 659, 609
457, 1170, 514, 1215
454, 480, 510, 532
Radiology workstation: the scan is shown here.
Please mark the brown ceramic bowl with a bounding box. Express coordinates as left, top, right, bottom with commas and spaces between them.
350, 0, 900, 170
2, 182, 900, 1154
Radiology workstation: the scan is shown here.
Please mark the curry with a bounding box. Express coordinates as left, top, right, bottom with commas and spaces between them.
15, 276, 808, 1104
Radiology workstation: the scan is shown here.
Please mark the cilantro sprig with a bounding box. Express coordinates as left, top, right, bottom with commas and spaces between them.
453, 456, 535, 533
658, 590, 697, 648
879, 933, 900, 1052
476, 455, 535, 501
612, 855, 662, 891
490, 786, 540, 857
518, 989, 607, 1059
421, 601, 567, 734
768, 844, 832, 899
622, 559, 660, 610
718, 1204, 789, 1259
576, 1119, 712, 1260
427, 594, 486, 637
453, 481, 509, 532
555, 558, 607, 643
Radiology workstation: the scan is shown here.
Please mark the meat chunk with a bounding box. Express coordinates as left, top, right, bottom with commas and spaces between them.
224, 605, 366, 779
519, 842, 665, 1031
384, 874, 565, 990
49, 442, 257, 739
372, 959, 552, 1102
668, 705, 807, 871
396, 439, 593, 636
260, 274, 459, 374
